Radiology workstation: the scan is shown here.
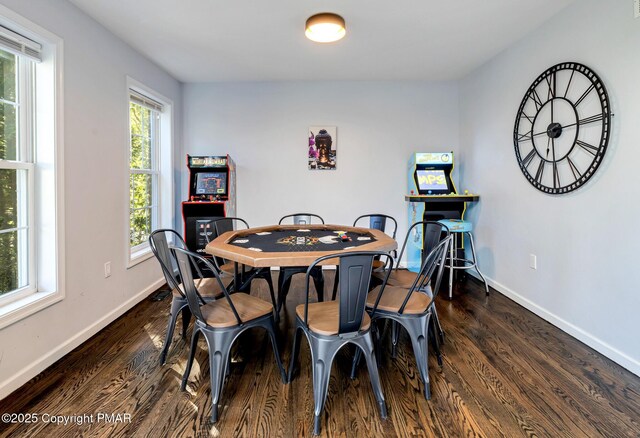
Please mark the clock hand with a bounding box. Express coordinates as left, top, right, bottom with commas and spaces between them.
551, 137, 558, 188
559, 121, 578, 130
533, 121, 579, 137
546, 137, 550, 158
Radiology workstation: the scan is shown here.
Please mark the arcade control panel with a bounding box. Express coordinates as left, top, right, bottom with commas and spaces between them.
405, 193, 479, 203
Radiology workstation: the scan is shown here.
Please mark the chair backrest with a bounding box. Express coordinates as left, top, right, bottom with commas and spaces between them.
278, 213, 325, 225
212, 217, 250, 237
371, 235, 452, 315
210, 217, 250, 267
172, 247, 243, 326
302, 251, 393, 336
149, 229, 191, 294
395, 221, 449, 272
353, 214, 398, 239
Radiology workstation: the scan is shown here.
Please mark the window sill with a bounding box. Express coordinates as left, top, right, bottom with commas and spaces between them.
0, 289, 64, 330
127, 246, 154, 269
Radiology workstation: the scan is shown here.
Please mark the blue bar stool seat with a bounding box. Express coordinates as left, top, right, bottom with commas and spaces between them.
437, 219, 489, 299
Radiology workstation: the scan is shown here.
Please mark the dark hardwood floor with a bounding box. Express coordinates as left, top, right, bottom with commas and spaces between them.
1, 273, 639, 437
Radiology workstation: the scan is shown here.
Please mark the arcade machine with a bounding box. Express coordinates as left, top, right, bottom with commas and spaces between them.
405, 152, 479, 272
182, 155, 236, 255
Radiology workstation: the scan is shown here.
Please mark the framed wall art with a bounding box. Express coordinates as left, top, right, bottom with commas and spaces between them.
308, 126, 337, 170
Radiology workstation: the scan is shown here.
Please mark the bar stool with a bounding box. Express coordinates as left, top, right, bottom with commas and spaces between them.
437, 219, 489, 299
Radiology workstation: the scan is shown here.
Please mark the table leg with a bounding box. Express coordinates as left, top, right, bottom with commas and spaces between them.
233, 262, 240, 293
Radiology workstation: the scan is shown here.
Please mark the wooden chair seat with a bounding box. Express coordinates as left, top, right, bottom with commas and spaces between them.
373, 269, 417, 288
366, 285, 431, 314
295, 301, 371, 336
173, 277, 229, 298
200, 293, 273, 328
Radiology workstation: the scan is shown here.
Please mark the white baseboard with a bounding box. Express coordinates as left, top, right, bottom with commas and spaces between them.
0, 278, 165, 400
469, 272, 640, 377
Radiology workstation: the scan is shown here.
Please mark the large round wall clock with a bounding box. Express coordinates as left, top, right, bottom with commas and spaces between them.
513, 62, 611, 194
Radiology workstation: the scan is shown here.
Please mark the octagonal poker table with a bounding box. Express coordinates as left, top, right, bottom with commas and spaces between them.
205, 224, 397, 268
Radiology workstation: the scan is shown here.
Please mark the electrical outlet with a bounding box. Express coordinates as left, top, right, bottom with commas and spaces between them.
529, 254, 537, 270
104, 261, 111, 278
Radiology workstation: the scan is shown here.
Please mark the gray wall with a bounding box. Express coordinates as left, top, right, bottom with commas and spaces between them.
0, 0, 182, 397
458, 0, 640, 374
182, 81, 460, 241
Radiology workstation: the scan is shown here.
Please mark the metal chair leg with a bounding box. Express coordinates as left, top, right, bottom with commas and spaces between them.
466, 231, 489, 295
311, 268, 324, 303
391, 320, 399, 358
262, 318, 287, 383
204, 331, 233, 423
353, 335, 387, 419
401, 315, 432, 400
287, 325, 303, 383
448, 233, 455, 299
159, 298, 186, 365
331, 269, 339, 301
181, 328, 201, 390
432, 306, 445, 344
350, 321, 382, 379
429, 316, 443, 367
180, 306, 192, 339
350, 347, 362, 380
308, 335, 342, 436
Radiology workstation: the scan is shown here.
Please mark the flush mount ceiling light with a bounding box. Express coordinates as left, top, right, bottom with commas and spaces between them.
305, 13, 346, 43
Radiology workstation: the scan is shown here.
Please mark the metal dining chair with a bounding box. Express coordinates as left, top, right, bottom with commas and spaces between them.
287, 251, 393, 435
353, 235, 452, 400
149, 229, 229, 365
372, 221, 449, 354
173, 247, 287, 423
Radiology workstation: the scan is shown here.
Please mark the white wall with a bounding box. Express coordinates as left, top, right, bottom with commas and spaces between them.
459, 0, 640, 375
0, 0, 182, 397
183, 81, 459, 239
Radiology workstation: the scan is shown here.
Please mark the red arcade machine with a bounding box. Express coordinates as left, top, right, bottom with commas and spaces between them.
181, 155, 236, 254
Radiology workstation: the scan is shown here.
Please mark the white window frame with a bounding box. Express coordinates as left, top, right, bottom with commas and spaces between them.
126, 77, 173, 267
0, 4, 64, 329
129, 100, 160, 256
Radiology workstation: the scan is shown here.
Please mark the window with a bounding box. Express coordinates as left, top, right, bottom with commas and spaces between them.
0, 47, 34, 299
0, 9, 64, 328
127, 80, 173, 265
129, 95, 159, 251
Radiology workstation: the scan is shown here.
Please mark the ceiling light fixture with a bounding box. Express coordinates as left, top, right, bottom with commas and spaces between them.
305, 13, 346, 43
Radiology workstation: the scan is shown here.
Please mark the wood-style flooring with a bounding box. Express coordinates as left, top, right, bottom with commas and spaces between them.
1, 273, 639, 437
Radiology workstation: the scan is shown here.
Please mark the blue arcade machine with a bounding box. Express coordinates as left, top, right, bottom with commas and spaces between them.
405, 152, 479, 272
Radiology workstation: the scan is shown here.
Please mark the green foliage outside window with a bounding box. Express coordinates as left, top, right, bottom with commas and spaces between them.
129, 102, 156, 248
0, 51, 18, 295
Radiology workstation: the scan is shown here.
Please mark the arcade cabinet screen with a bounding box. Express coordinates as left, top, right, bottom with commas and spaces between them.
195, 172, 227, 195
416, 170, 448, 191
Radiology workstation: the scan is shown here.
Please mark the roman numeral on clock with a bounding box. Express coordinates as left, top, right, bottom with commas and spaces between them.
535, 160, 545, 183
522, 148, 537, 168
575, 83, 595, 106
576, 140, 598, 156
578, 113, 605, 126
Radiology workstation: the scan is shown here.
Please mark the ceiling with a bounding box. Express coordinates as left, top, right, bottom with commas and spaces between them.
68, 0, 575, 83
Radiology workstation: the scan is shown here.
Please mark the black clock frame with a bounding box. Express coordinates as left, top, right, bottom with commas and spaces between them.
513, 62, 611, 194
